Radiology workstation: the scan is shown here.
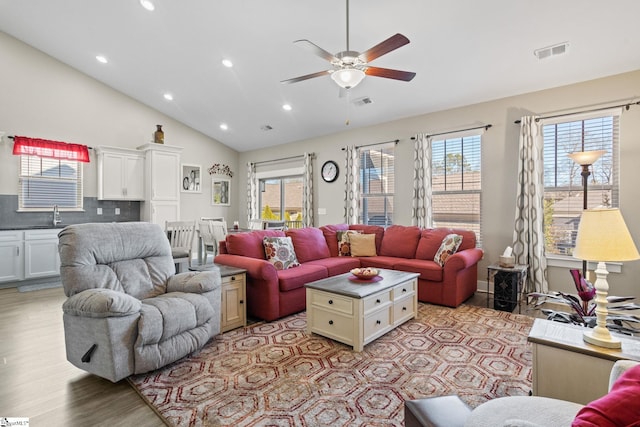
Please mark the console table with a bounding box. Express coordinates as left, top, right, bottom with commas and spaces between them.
527, 318, 640, 405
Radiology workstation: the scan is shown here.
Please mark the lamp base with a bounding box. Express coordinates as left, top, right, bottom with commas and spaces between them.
583, 329, 621, 349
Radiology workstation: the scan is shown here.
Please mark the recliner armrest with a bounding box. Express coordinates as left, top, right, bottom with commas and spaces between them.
62, 288, 142, 318
167, 270, 221, 294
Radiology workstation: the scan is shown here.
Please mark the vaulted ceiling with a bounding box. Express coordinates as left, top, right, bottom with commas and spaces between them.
1, 0, 639, 152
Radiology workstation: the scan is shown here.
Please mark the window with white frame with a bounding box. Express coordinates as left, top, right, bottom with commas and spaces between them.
431, 134, 482, 245
19, 155, 83, 210
256, 166, 304, 229
542, 112, 619, 257
358, 143, 395, 226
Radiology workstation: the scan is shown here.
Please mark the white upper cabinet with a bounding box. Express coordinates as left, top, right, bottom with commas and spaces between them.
96, 146, 145, 200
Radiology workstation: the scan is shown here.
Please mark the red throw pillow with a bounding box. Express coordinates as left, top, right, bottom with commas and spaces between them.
572, 364, 640, 427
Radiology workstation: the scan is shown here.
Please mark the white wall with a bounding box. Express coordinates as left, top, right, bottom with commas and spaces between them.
3, 29, 640, 298
0, 31, 240, 224
238, 70, 640, 297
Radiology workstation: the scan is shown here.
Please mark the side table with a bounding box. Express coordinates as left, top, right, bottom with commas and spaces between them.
486, 263, 528, 313
189, 263, 247, 332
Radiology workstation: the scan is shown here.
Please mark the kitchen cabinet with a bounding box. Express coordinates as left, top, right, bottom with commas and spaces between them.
24, 229, 61, 279
96, 146, 145, 200
0, 230, 24, 283
137, 143, 183, 226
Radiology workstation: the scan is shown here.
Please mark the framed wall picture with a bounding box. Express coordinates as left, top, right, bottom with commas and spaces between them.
212, 178, 231, 206
181, 164, 202, 193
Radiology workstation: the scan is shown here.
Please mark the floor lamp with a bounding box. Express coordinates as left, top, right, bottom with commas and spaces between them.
573, 208, 640, 349
568, 150, 606, 279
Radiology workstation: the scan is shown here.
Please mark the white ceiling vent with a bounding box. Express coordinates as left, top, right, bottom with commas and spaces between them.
260, 125, 273, 131
534, 42, 569, 60
352, 96, 373, 107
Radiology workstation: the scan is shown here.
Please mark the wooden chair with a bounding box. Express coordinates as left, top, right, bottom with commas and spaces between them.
165, 220, 196, 272
263, 220, 286, 230
248, 219, 264, 230
198, 219, 228, 263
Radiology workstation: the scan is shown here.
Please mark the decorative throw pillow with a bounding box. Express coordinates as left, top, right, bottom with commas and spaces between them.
572, 364, 640, 427
263, 236, 300, 270
349, 233, 377, 257
337, 230, 362, 256
434, 234, 462, 267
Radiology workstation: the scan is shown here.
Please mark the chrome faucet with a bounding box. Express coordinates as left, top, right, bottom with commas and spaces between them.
53, 204, 61, 226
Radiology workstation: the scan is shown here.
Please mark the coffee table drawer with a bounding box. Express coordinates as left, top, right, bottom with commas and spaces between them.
364, 306, 392, 340
309, 290, 353, 315
392, 280, 416, 300
308, 306, 354, 345
393, 294, 415, 324
363, 290, 391, 313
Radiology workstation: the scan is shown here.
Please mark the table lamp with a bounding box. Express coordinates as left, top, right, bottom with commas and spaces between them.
573, 207, 640, 348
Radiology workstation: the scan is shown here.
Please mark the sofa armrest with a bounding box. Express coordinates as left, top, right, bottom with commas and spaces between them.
609, 360, 640, 391
214, 254, 278, 282
443, 248, 484, 272
62, 288, 142, 318
167, 270, 221, 294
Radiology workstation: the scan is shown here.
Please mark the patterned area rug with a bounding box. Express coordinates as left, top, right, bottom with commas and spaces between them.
129, 303, 534, 426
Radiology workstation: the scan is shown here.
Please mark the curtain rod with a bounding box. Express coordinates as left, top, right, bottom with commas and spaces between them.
252, 153, 314, 166
513, 100, 640, 124
341, 139, 399, 151
7, 135, 94, 149
410, 124, 492, 140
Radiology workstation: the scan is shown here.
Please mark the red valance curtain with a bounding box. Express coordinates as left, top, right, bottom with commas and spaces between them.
12, 136, 90, 163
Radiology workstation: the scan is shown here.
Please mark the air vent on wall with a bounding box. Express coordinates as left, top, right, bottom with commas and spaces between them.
352, 96, 373, 107
534, 42, 569, 60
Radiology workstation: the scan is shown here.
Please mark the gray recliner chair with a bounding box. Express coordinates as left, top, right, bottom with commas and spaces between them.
58, 222, 222, 382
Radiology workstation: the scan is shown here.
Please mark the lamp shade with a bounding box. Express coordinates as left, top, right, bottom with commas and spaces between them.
331, 68, 365, 89
568, 150, 606, 166
573, 208, 640, 262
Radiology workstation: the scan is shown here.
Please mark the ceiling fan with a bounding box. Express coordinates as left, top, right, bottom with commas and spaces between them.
281, 0, 416, 90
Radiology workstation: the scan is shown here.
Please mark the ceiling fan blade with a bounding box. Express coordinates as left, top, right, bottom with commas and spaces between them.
365, 66, 416, 82
294, 39, 339, 62
358, 33, 410, 63
281, 70, 332, 85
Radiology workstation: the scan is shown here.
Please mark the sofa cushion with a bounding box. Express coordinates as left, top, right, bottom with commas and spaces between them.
263, 236, 300, 270
286, 227, 332, 263
379, 225, 421, 258
337, 230, 362, 256
307, 257, 361, 276
415, 228, 476, 260
350, 233, 377, 256
572, 364, 640, 427
349, 224, 385, 254
226, 230, 285, 259
434, 234, 463, 266
277, 264, 328, 292
393, 259, 444, 281
320, 224, 350, 257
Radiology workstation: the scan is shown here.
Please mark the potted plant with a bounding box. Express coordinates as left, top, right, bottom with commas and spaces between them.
529, 269, 640, 336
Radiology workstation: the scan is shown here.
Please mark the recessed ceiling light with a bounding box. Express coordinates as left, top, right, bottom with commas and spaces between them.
95, 55, 108, 64
163, 93, 173, 101
282, 104, 292, 111
220, 123, 228, 131
222, 59, 233, 68
140, 0, 155, 11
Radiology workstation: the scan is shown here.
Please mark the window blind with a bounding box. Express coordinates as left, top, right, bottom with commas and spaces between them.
358, 142, 395, 226
19, 155, 83, 210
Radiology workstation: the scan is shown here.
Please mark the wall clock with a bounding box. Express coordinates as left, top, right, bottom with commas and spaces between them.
321, 160, 339, 183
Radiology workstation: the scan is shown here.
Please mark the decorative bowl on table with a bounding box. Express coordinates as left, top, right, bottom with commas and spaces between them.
350, 267, 379, 280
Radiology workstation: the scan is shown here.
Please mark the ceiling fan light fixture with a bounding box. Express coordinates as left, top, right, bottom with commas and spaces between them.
331, 68, 365, 89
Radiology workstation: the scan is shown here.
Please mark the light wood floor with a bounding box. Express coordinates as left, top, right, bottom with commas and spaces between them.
0, 286, 535, 426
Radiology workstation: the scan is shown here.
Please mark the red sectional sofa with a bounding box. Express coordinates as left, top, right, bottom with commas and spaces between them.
214, 224, 484, 321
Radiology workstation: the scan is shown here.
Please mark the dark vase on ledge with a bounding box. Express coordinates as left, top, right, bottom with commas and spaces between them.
154, 125, 164, 144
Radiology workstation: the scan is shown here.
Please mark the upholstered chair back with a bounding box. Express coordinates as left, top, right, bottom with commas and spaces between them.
58, 222, 176, 300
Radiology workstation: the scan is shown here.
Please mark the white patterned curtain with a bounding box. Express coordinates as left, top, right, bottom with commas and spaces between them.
512, 116, 548, 293
343, 145, 359, 224
411, 133, 433, 228
302, 152, 314, 227
246, 161, 257, 225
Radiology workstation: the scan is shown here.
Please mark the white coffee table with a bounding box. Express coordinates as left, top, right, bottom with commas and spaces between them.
305, 269, 419, 351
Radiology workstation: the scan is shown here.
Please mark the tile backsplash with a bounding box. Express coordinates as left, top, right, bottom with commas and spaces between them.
0, 195, 140, 229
